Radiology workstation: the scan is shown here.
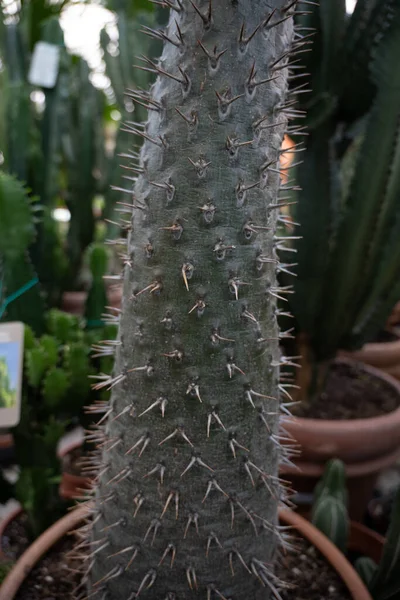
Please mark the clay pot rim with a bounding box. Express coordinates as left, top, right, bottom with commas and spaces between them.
280, 509, 372, 600
289, 357, 400, 431
0, 433, 14, 450
0, 505, 23, 559
280, 445, 400, 478
0, 507, 370, 600
57, 437, 83, 460
0, 505, 87, 600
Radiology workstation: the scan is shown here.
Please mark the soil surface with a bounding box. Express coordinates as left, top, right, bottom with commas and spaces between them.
1, 513, 30, 560
293, 361, 400, 420
276, 537, 352, 600
15, 536, 83, 600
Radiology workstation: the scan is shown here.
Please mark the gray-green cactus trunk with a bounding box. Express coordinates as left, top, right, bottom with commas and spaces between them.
87, 1, 296, 598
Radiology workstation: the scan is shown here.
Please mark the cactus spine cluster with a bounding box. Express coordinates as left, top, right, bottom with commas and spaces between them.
84, 2, 301, 598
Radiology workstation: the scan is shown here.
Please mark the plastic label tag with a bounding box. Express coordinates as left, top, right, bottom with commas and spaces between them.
0, 322, 24, 428
28, 42, 60, 88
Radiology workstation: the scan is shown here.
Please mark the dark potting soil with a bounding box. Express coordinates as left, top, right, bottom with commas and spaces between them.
7, 529, 352, 600
15, 536, 82, 600
374, 329, 399, 343
1, 513, 30, 560
62, 446, 85, 477
293, 361, 400, 420
275, 537, 352, 600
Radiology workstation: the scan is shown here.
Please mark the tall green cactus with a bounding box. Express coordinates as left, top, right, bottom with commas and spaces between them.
279, 0, 400, 396
80, 2, 302, 598
100, 4, 160, 223
63, 57, 106, 285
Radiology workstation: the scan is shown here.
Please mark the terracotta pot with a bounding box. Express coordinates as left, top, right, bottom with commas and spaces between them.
0, 506, 23, 560
292, 509, 385, 565
58, 438, 91, 500
340, 331, 400, 381
387, 301, 400, 327
281, 445, 400, 521
0, 506, 86, 600
279, 509, 372, 600
348, 521, 384, 564
61, 285, 122, 316
285, 359, 400, 464
0, 506, 370, 600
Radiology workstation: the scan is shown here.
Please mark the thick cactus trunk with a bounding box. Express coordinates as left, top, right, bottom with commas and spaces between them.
87, 1, 297, 598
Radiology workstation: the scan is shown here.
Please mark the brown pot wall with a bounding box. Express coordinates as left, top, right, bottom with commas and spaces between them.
292, 510, 385, 565
0, 507, 371, 600
285, 359, 400, 464
57, 439, 92, 500
279, 510, 373, 600
0, 506, 86, 600
348, 521, 384, 564
281, 446, 400, 522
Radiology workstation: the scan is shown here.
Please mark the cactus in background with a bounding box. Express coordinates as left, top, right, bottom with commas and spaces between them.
100, 2, 160, 223
84, 243, 110, 327
311, 459, 349, 553
355, 557, 379, 590
63, 58, 106, 286
79, 1, 303, 598
0, 172, 45, 333
277, 1, 400, 398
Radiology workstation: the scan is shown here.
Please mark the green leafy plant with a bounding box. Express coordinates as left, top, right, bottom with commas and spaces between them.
80, 1, 301, 598
8, 313, 116, 540
279, 0, 400, 400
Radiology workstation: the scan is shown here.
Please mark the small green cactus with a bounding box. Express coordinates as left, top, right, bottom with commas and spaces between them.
42, 367, 69, 409
311, 459, 349, 553
47, 309, 80, 344
355, 557, 379, 589
84, 243, 109, 327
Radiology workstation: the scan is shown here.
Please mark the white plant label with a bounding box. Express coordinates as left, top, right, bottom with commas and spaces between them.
0, 322, 24, 428
28, 42, 60, 88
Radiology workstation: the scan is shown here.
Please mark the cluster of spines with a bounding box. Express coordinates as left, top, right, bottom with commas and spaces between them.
69, 1, 313, 599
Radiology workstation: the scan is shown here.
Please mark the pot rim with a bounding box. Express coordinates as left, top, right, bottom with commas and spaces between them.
288, 357, 400, 430
0, 505, 87, 600
0, 506, 371, 600
280, 445, 400, 477
279, 509, 373, 600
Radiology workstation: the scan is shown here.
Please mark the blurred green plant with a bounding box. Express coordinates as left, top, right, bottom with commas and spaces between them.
5, 311, 117, 540
0, 172, 45, 333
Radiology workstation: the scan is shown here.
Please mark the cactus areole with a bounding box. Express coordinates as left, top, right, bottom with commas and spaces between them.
87, 1, 299, 598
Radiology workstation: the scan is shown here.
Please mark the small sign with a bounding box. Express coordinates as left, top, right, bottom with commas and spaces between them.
28, 42, 60, 88
0, 322, 24, 428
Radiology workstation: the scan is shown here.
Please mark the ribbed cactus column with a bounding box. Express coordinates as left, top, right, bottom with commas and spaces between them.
87, 1, 297, 598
